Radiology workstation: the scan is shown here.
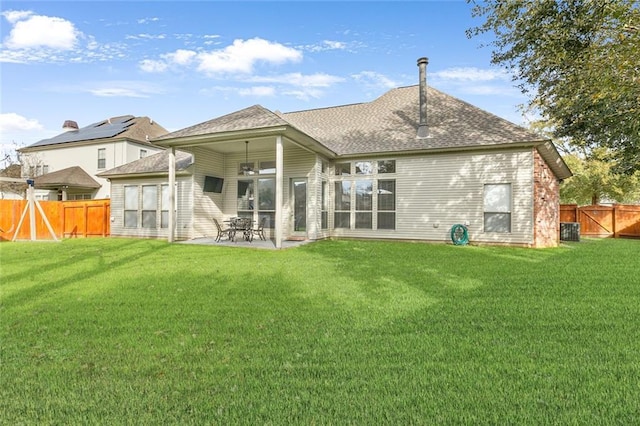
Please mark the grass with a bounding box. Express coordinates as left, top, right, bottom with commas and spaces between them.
1, 237, 639, 424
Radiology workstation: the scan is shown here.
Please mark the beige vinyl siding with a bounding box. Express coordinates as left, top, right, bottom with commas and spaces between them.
191, 147, 225, 239
331, 148, 534, 245
109, 176, 193, 240
400, 149, 533, 244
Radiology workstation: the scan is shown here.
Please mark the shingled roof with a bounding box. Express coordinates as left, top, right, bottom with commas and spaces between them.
281, 85, 546, 155
33, 166, 100, 189
97, 149, 193, 178
153, 105, 289, 141
153, 85, 545, 156
21, 115, 169, 150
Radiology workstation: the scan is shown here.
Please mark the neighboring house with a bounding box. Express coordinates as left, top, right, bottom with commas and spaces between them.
0, 164, 26, 199
102, 58, 572, 248
18, 115, 168, 200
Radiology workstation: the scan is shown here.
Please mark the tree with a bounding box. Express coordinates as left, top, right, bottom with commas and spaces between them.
467, 0, 640, 173
560, 148, 640, 204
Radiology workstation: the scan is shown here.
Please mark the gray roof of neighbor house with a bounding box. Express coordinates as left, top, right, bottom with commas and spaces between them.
33, 166, 100, 189
21, 115, 169, 151
97, 149, 194, 178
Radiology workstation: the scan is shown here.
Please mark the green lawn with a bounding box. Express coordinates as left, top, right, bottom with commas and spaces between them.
1, 238, 639, 424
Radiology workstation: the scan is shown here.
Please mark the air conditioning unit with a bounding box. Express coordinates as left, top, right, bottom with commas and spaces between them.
560, 222, 580, 242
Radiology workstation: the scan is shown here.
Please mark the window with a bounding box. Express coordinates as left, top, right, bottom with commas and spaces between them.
42, 165, 49, 174
355, 161, 373, 175
140, 149, 147, 159
125, 184, 173, 229
161, 185, 170, 228
68, 193, 92, 200
334, 181, 351, 228
355, 180, 373, 228
237, 178, 275, 228
124, 186, 138, 228
259, 161, 276, 174
98, 148, 106, 169
258, 178, 275, 229
332, 160, 397, 231
238, 162, 255, 175
321, 181, 328, 230
335, 162, 351, 176
377, 180, 396, 229
484, 184, 511, 232
237, 180, 254, 211
142, 185, 157, 228
378, 160, 396, 174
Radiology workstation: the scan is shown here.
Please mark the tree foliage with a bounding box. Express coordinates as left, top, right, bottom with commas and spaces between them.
560, 148, 640, 204
467, 0, 640, 173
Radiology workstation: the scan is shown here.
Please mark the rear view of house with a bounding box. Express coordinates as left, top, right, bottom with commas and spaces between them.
103, 58, 571, 247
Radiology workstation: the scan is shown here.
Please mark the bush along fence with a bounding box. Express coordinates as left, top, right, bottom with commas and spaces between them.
560, 204, 640, 239
0, 199, 110, 241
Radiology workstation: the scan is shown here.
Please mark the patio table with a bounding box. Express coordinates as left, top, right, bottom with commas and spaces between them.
226, 217, 253, 242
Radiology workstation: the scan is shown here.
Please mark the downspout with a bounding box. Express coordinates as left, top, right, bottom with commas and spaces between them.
417, 57, 430, 139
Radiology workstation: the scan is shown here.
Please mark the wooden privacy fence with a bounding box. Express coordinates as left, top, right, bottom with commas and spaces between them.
560, 204, 640, 239
0, 199, 110, 241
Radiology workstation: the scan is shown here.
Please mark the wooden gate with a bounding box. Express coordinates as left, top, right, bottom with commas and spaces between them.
0, 199, 110, 241
560, 204, 640, 238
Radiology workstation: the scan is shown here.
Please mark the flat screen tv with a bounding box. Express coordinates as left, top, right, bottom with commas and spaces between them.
203, 176, 224, 193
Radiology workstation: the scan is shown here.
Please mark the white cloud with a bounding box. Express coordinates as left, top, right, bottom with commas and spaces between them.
351, 71, 398, 89
137, 17, 160, 24
305, 40, 347, 52
196, 38, 302, 74
164, 49, 197, 65
3, 10, 79, 50
281, 88, 324, 101
90, 87, 149, 98
140, 38, 303, 76
125, 33, 166, 40
2, 10, 33, 24
429, 67, 521, 98
430, 67, 510, 83
139, 59, 168, 73
84, 81, 165, 98
0, 113, 43, 132
238, 86, 276, 97
249, 73, 344, 87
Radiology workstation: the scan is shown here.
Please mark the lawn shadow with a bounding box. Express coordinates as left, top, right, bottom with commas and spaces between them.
1, 239, 172, 310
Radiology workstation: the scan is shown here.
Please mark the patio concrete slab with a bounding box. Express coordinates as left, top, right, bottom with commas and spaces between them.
177, 237, 312, 250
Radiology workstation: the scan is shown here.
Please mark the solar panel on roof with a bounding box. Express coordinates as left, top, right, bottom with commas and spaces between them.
29, 116, 136, 147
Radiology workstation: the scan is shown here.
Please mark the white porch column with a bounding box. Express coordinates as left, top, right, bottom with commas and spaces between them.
275, 135, 283, 248
168, 146, 176, 243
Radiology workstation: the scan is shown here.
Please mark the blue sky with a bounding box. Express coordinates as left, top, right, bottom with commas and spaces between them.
0, 1, 531, 159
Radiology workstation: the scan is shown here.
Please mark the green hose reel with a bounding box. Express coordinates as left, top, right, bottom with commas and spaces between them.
450, 224, 469, 245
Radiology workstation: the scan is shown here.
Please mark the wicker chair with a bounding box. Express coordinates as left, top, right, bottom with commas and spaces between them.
212, 218, 234, 242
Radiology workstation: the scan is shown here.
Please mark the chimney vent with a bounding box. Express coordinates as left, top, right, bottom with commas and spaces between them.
62, 120, 79, 132
417, 57, 430, 139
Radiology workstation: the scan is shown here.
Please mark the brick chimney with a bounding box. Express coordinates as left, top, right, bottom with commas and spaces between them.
62, 120, 79, 132
417, 57, 429, 139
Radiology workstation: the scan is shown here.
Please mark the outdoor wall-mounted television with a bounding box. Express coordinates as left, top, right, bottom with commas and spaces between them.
203, 176, 224, 193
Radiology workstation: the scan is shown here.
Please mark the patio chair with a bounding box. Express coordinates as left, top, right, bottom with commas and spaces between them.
212, 218, 234, 242
252, 216, 267, 241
